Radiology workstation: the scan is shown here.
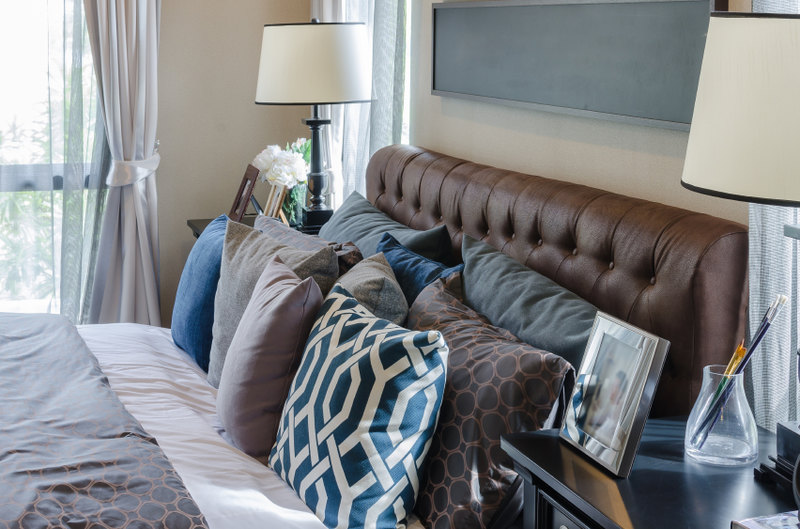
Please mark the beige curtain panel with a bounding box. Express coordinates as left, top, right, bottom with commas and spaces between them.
84, 0, 162, 325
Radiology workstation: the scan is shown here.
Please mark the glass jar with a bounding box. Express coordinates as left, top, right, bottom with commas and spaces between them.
684, 364, 758, 466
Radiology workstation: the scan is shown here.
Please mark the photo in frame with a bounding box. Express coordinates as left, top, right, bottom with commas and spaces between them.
229, 164, 260, 222
560, 312, 669, 477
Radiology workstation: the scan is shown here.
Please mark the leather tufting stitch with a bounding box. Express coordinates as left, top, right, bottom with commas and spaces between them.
365, 145, 748, 417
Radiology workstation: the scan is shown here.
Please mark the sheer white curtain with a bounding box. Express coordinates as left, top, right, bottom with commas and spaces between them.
745, 0, 800, 431
84, 0, 162, 325
311, 0, 406, 206
0, 0, 108, 323
747, 206, 799, 430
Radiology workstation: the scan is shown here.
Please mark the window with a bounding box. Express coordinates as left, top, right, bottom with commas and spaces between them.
0, 1, 100, 313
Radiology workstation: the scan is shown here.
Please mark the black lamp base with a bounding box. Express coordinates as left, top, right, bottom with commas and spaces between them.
302, 207, 333, 233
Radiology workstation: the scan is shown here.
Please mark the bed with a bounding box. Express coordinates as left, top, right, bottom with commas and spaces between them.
0, 145, 748, 529
365, 145, 747, 417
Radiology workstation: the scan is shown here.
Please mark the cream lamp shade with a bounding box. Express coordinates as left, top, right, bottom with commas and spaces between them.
255, 22, 371, 105
681, 13, 800, 207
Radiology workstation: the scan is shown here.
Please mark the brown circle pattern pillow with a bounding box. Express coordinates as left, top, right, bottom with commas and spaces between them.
407, 276, 574, 529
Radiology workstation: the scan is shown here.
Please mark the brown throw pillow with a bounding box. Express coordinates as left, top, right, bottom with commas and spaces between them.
407, 278, 574, 529
216, 257, 323, 461
335, 253, 408, 325
207, 221, 338, 387
253, 215, 363, 275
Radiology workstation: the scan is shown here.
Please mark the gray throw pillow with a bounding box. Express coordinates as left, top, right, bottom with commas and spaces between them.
461, 235, 597, 367
207, 221, 338, 387
335, 253, 408, 325
318, 191, 453, 263
253, 215, 364, 276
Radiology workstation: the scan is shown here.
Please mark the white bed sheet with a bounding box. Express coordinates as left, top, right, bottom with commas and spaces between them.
78, 323, 424, 529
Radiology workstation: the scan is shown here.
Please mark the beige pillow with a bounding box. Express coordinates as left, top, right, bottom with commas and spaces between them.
253, 215, 364, 276
335, 253, 408, 325
207, 221, 337, 387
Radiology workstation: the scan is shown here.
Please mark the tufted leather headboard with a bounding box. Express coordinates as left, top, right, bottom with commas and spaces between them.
365, 145, 748, 417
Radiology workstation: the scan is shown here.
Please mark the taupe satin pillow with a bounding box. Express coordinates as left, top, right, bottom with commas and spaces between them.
335, 253, 408, 325
216, 257, 323, 460
207, 221, 338, 387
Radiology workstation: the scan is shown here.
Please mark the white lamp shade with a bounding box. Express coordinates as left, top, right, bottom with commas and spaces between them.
682, 14, 800, 207
255, 22, 371, 105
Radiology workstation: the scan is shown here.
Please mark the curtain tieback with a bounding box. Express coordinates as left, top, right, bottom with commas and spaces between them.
107, 153, 161, 187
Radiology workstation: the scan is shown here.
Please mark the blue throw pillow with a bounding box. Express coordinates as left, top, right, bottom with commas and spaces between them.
376, 233, 463, 306
171, 214, 228, 371
269, 285, 448, 529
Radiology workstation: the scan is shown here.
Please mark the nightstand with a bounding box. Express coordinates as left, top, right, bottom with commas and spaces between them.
186, 216, 255, 238
186, 215, 320, 238
501, 418, 794, 529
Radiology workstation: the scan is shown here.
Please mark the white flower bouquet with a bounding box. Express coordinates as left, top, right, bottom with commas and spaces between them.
252, 139, 310, 225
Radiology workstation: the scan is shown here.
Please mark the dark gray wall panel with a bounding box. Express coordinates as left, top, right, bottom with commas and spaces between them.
432, 0, 710, 130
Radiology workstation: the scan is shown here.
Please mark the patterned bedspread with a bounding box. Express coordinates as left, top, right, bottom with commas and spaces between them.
0, 313, 208, 529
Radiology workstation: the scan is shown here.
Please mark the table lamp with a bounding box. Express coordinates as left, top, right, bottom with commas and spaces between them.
255, 20, 371, 229
681, 11, 800, 498
682, 13, 800, 208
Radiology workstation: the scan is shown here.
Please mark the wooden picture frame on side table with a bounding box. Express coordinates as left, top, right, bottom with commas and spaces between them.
229, 164, 260, 222
263, 182, 290, 226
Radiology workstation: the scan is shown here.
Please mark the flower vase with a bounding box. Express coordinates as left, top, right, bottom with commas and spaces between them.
282, 185, 306, 227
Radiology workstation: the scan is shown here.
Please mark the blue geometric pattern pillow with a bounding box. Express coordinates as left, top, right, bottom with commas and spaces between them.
376, 233, 464, 306
171, 214, 228, 371
269, 284, 448, 528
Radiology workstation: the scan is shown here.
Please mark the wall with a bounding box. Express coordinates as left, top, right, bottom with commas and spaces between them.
158, 1, 310, 326
409, 0, 747, 226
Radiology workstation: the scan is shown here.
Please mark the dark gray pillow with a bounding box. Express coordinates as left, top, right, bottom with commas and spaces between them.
207, 221, 338, 387
318, 191, 452, 263
461, 235, 597, 367
335, 253, 408, 325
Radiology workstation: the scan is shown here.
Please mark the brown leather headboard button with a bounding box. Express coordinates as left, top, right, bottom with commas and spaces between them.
366, 144, 748, 417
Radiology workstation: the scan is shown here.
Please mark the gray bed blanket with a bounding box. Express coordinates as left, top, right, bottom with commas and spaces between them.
0, 313, 209, 529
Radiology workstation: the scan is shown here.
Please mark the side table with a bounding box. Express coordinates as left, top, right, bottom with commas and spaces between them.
186, 215, 321, 238
187, 216, 256, 238
501, 418, 794, 529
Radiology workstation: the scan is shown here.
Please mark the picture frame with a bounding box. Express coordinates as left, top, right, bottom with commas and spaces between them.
229, 164, 260, 222
263, 181, 290, 226
560, 312, 669, 478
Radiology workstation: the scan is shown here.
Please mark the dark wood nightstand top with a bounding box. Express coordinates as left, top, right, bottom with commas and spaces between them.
186, 216, 318, 238
502, 418, 795, 529
186, 216, 256, 238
